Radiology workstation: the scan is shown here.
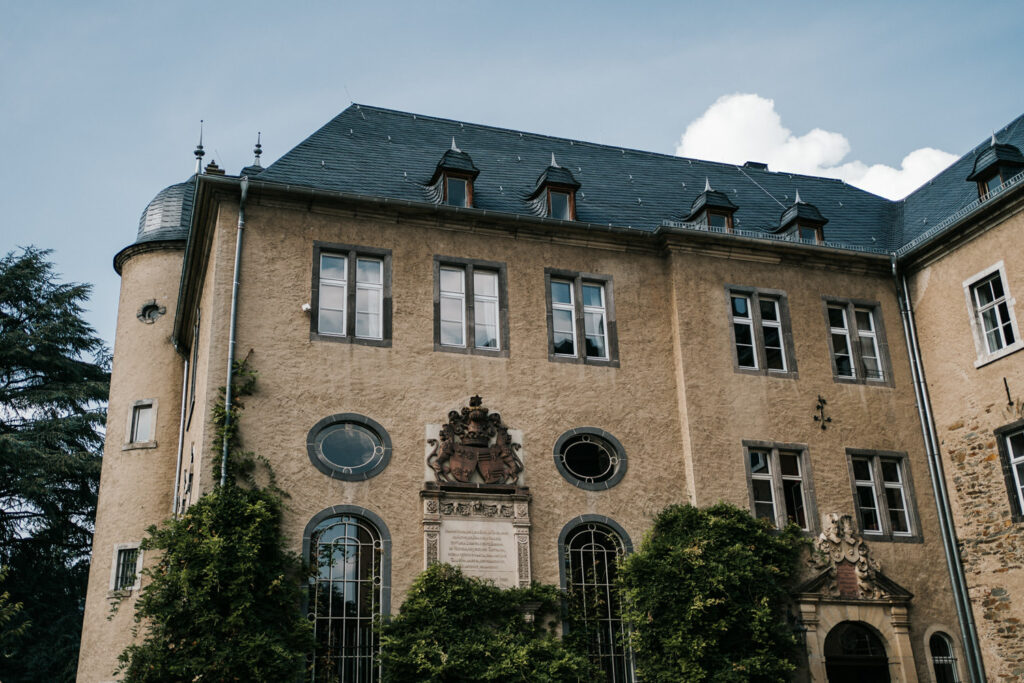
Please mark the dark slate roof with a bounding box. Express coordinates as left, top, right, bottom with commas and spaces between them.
687, 187, 737, 219
240, 164, 264, 177
899, 113, 1024, 248
532, 163, 581, 195
255, 104, 899, 252
134, 176, 196, 244
965, 141, 1024, 181
433, 147, 480, 180
779, 198, 828, 231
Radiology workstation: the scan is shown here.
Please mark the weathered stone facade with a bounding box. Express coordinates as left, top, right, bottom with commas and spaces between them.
79, 105, 1024, 682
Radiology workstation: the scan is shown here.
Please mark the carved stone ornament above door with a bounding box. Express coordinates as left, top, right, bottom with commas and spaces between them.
427, 395, 524, 485
803, 513, 911, 601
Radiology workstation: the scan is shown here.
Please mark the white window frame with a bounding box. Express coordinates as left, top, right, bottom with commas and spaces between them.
354, 257, 383, 340
317, 252, 347, 337
963, 261, 1023, 367
581, 283, 609, 361
109, 542, 143, 592
855, 307, 882, 380
551, 279, 577, 357
731, 294, 758, 370
1002, 426, 1024, 519
849, 451, 919, 541
827, 305, 856, 378
439, 266, 466, 347
744, 442, 815, 531
124, 399, 157, 448
473, 270, 500, 351
759, 297, 787, 372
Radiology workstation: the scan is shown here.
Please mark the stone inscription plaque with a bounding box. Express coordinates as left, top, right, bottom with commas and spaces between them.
439, 519, 517, 587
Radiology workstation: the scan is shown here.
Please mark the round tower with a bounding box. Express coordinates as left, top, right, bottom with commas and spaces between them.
77, 178, 194, 683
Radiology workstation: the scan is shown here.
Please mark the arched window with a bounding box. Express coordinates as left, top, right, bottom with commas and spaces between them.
930, 632, 960, 683
308, 511, 388, 683
561, 518, 633, 682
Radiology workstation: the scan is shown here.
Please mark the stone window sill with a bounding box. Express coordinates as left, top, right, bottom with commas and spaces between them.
122, 441, 157, 451
975, 340, 1024, 368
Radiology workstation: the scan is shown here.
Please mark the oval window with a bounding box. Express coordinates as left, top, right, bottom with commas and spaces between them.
307, 414, 391, 481
553, 428, 627, 490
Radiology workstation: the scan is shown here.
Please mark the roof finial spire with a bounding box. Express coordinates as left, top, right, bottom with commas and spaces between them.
194, 120, 205, 173
551, 152, 559, 168
451, 136, 460, 153
704, 177, 712, 192
253, 131, 262, 166
794, 189, 803, 204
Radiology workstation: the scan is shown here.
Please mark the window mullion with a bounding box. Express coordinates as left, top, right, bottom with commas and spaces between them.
872, 457, 891, 537
465, 265, 476, 349
573, 278, 587, 360
347, 252, 357, 339
770, 449, 786, 529
750, 293, 767, 370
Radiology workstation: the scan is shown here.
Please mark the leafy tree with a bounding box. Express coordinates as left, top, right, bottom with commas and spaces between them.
0, 247, 108, 682
118, 358, 312, 682
617, 503, 807, 683
378, 563, 597, 682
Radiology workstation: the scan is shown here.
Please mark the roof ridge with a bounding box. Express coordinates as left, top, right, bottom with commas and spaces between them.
349, 103, 851, 185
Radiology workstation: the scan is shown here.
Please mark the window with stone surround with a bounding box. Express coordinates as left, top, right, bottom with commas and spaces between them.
743, 441, 817, 532
822, 298, 893, 386
433, 256, 509, 356
726, 285, 797, 378
847, 450, 922, 542
124, 399, 157, 449
544, 269, 618, 366
929, 632, 961, 683
311, 242, 392, 347
995, 419, 1024, 522
109, 543, 142, 592
963, 262, 1022, 367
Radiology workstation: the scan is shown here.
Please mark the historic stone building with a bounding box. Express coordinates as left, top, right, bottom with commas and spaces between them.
78, 105, 1024, 682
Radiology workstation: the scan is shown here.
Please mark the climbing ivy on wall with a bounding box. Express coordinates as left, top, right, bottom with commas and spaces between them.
117, 357, 312, 682
617, 503, 807, 683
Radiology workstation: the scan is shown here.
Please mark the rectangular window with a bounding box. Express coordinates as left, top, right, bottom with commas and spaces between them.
311, 242, 392, 346
546, 269, 618, 366
433, 257, 508, 356
548, 190, 571, 220
963, 263, 1021, 366
130, 403, 154, 443
743, 442, 815, 531
110, 544, 141, 592
727, 286, 796, 378
995, 420, 1024, 522
823, 298, 891, 384
187, 308, 200, 428
445, 176, 468, 207
847, 450, 920, 541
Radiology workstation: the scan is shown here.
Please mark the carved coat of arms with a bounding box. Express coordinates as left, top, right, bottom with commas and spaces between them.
427, 396, 523, 485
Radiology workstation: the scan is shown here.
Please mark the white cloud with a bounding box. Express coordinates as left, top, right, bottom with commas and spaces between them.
675, 94, 958, 200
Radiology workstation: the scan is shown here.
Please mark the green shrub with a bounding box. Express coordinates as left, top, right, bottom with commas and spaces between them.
378, 563, 596, 682
618, 503, 806, 682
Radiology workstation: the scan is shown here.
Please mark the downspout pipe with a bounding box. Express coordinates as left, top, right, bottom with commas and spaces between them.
220, 176, 248, 487
892, 255, 986, 682
172, 361, 188, 514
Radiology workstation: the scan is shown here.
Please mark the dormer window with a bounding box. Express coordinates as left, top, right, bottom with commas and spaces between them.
429, 138, 479, 209
548, 189, 573, 220
444, 175, 470, 207
686, 179, 737, 233
529, 154, 580, 221
777, 190, 828, 245
967, 135, 1024, 202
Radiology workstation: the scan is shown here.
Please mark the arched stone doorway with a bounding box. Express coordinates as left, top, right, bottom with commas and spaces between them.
824, 621, 891, 683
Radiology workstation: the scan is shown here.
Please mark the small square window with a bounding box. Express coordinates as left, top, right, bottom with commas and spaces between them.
847, 450, 921, 542
546, 270, 618, 366
726, 286, 797, 378
110, 544, 142, 592
963, 263, 1022, 366
311, 242, 392, 347
433, 257, 508, 356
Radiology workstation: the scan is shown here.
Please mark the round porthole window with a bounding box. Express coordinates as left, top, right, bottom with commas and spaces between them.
306, 413, 391, 481
553, 428, 627, 490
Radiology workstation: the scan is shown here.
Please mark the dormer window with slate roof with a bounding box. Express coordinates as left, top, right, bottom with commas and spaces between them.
429, 139, 479, 208
778, 191, 828, 245
529, 154, 580, 221
967, 134, 1024, 201
687, 179, 738, 232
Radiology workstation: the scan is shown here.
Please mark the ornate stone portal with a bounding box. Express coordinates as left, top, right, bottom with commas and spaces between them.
422, 396, 531, 588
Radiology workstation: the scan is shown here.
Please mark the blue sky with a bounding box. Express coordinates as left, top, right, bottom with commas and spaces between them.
2, 2, 1023, 347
